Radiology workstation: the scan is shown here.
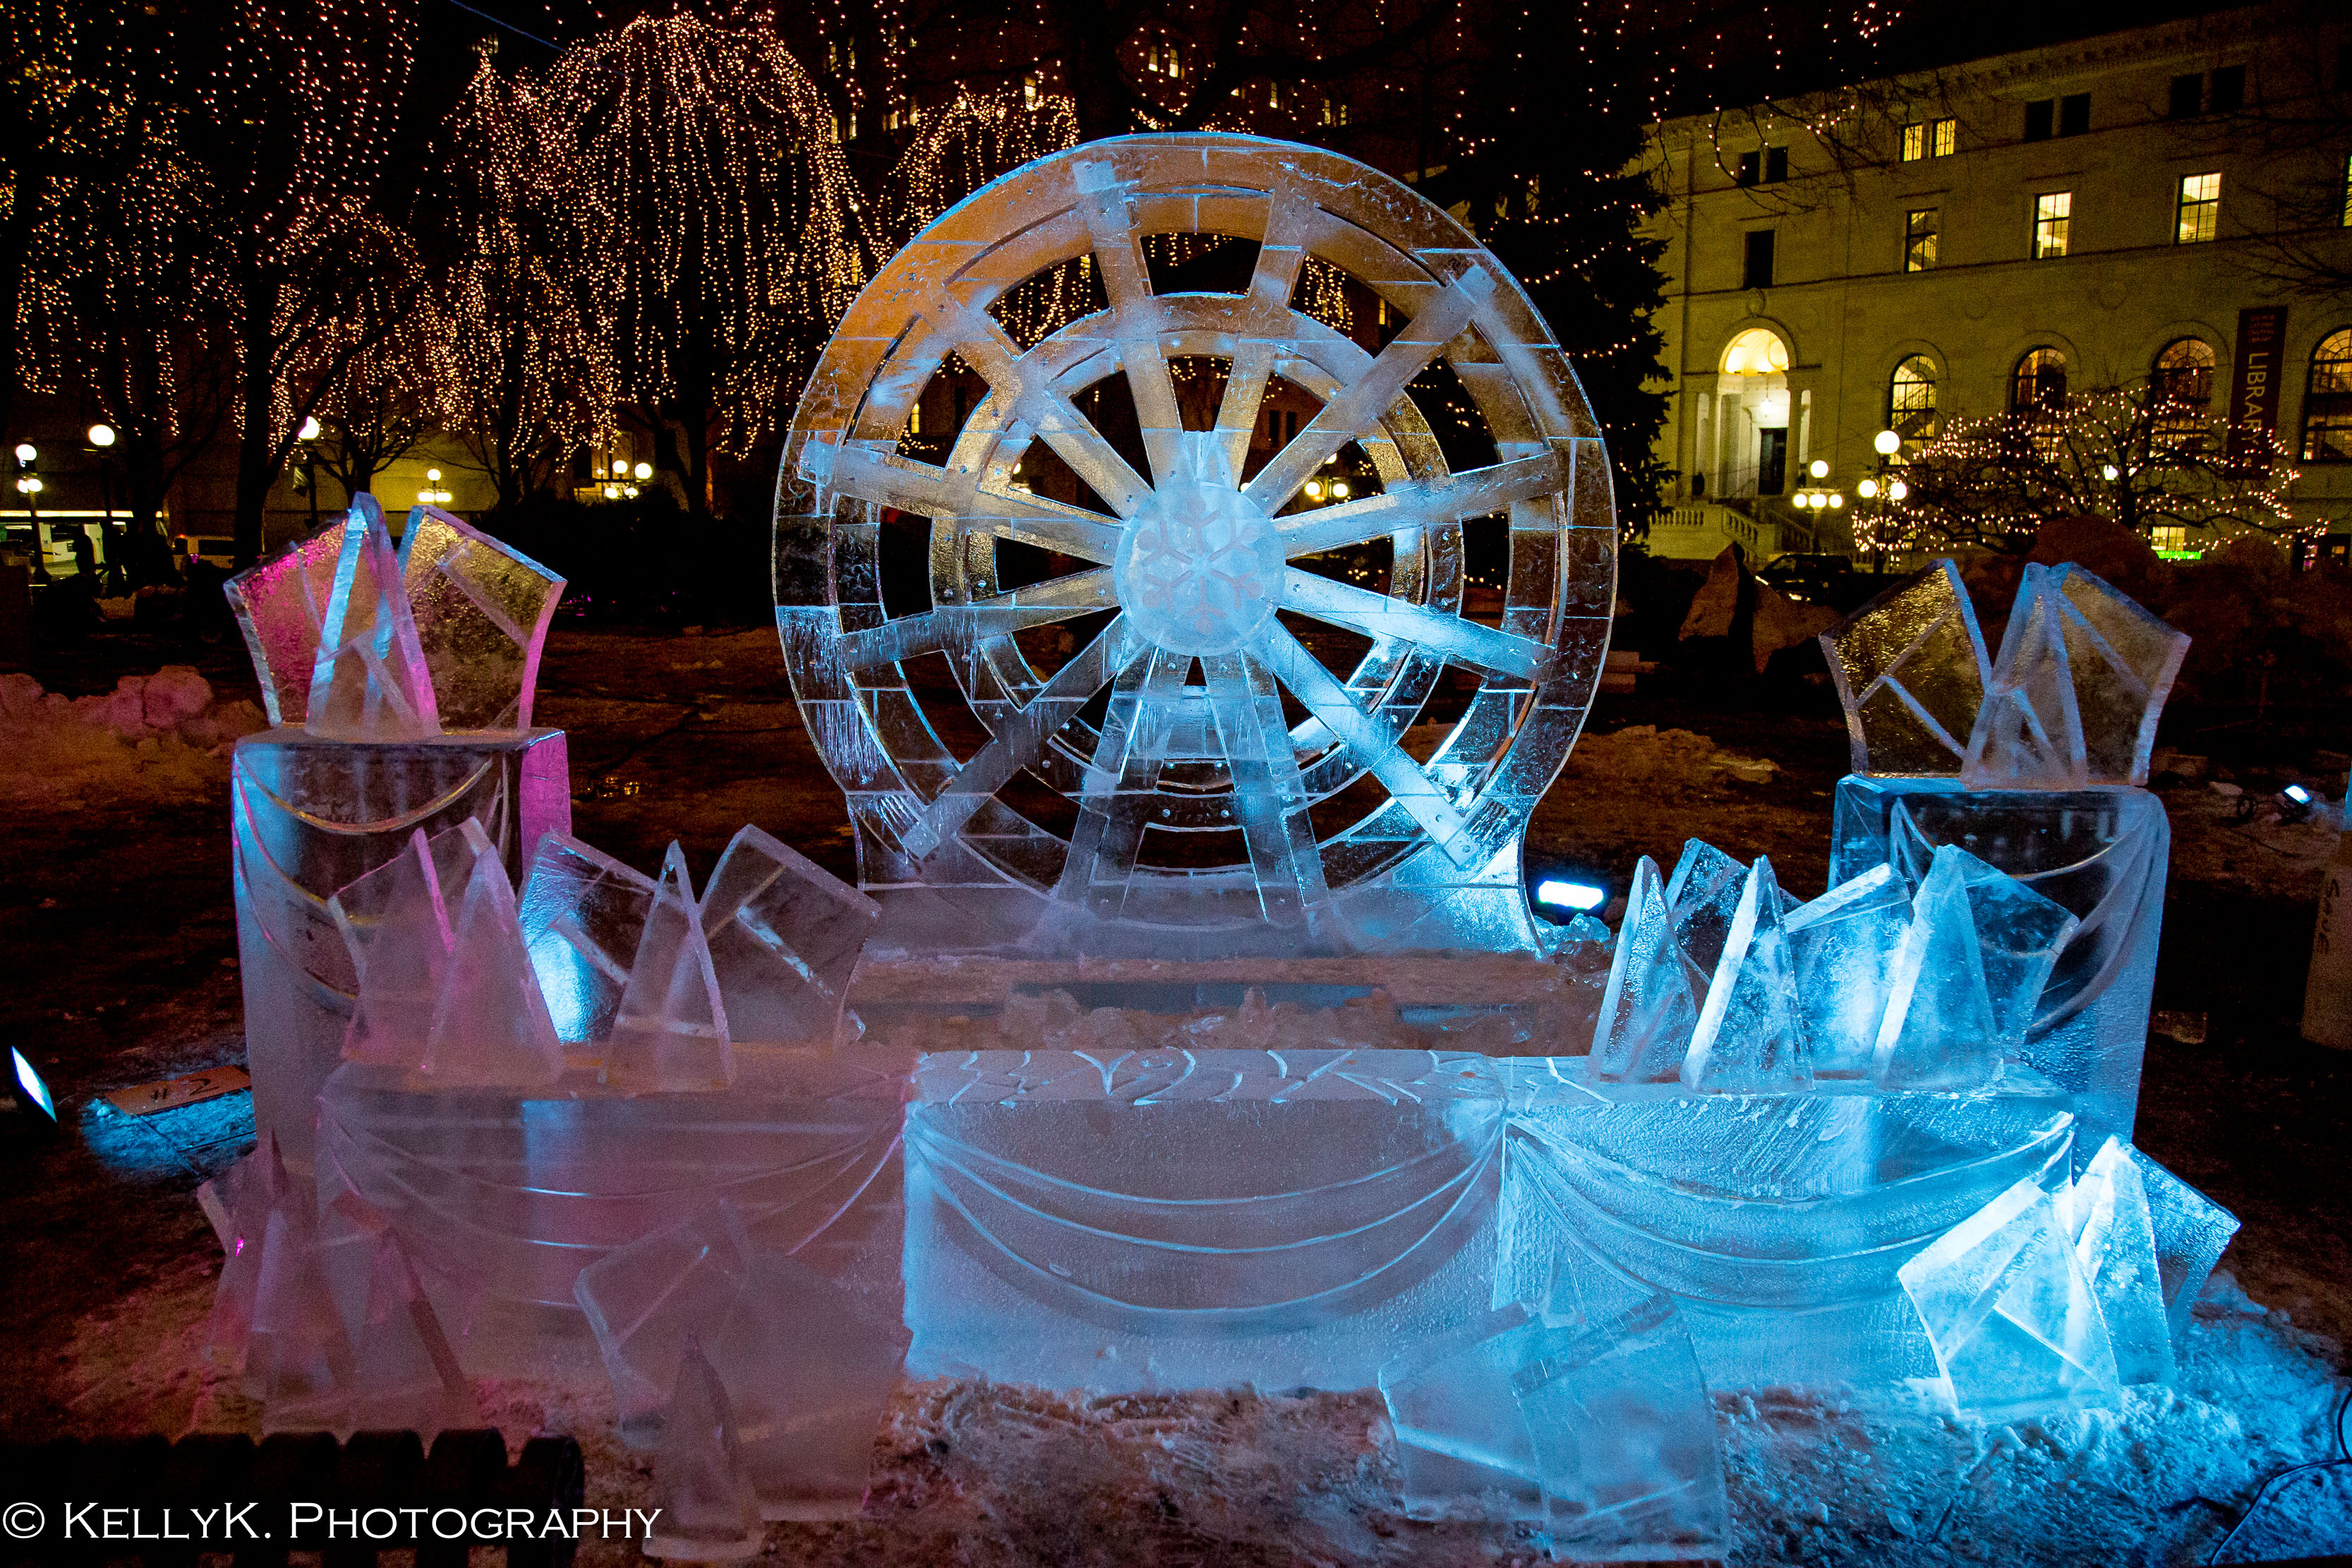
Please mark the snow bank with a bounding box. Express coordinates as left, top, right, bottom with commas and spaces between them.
0, 668, 265, 803
1566, 725, 1780, 787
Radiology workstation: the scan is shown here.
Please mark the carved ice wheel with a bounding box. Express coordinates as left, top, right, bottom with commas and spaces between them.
777, 134, 1616, 951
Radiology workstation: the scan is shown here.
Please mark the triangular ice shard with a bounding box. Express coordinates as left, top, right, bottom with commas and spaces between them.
223, 523, 352, 727
1590, 856, 1700, 1082
423, 846, 565, 1086
346, 1229, 483, 1436
643, 1335, 766, 1561
303, 493, 440, 741
2048, 564, 2191, 785
2133, 1148, 2239, 1349
574, 1200, 759, 1446
519, 832, 657, 1045
1953, 847, 2078, 1048
1899, 1176, 2120, 1420
249, 1205, 358, 1431
1819, 561, 1993, 775
1961, 562, 2087, 788
205, 1132, 299, 1369
332, 821, 494, 1067
2066, 1138, 2173, 1385
398, 505, 566, 731
1664, 839, 1746, 982
605, 845, 733, 1090
1682, 857, 1811, 1092
1874, 845, 1997, 1089
700, 824, 879, 1046
1786, 863, 1911, 1076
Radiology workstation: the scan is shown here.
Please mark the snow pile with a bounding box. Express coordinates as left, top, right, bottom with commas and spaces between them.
0, 668, 265, 802
1566, 725, 1780, 788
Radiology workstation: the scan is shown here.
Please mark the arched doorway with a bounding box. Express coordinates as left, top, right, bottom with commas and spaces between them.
1711, 327, 1792, 498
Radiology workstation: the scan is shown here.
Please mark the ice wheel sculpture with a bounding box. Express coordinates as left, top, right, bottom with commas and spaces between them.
776, 134, 1616, 954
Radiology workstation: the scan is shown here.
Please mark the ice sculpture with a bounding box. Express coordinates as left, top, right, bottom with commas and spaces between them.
1875, 845, 2077, 1090
398, 505, 566, 731
1682, 858, 1811, 1092
1819, 560, 1991, 776
331, 819, 493, 1066
1590, 855, 1699, 1082
605, 845, 732, 1090
575, 1201, 755, 1445
1664, 838, 1747, 981
423, 845, 565, 1086
2135, 1150, 2240, 1349
1898, 1176, 2118, 1419
2066, 1137, 2172, 1385
1377, 1296, 1729, 1559
643, 1336, 765, 1561
518, 832, 657, 1045
700, 825, 878, 1046
247, 1202, 357, 1430
1785, 863, 1909, 1076
775, 134, 1617, 958
301, 494, 440, 741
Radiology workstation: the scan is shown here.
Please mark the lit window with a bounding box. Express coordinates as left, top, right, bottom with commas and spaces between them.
2341, 151, 2351, 227
1904, 208, 1938, 271
2304, 329, 2352, 462
1889, 356, 1938, 440
2151, 338, 2216, 441
1901, 123, 1925, 161
1899, 117, 1958, 161
2152, 525, 2188, 552
2033, 191, 2071, 259
2176, 173, 2221, 244
2011, 346, 2068, 414
1720, 327, 1790, 375
1934, 117, 1956, 156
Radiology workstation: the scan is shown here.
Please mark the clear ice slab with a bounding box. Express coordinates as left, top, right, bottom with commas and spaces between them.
605, 845, 734, 1090
398, 505, 566, 731
1785, 863, 1910, 1077
643, 1335, 766, 1561
1377, 1296, 1729, 1560
1682, 857, 1811, 1093
331, 820, 491, 1068
2133, 1147, 2239, 1349
2065, 1137, 2172, 1385
1874, 845, 2076, 1091
205, 1131, 300, 1368
423, 843, 565, 1087
1898, 1175, 2119, 1420
1663, 838, 1746, 981
302, 494, 441, 742
700, 825, 879, 1047
1819, 560, 1992, 776
1589, 855, 1699, 1083
519, 832, 657, 1045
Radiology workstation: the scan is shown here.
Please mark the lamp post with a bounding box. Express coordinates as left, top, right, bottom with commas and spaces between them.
87, 424, 123, 590
298, 416, 322, 534
13, 442, 44, 584
1853, 428, 1907, 575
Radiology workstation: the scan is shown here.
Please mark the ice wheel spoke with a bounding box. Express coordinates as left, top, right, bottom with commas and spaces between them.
1260, 626, 1482, 867
1212, 169, 1317, 479
1242, 265, 1496, 514
1073, 160, 1186, 486
1201, 649, 1330, 924
806, 441, 1126, 562
915, 287, 1154, 517
1279, 452, 1568, 557
1281, 569, 1553, 682
900, 615, 1150, 860
1053, 646, 1191, 916
840, 567, 1117, 670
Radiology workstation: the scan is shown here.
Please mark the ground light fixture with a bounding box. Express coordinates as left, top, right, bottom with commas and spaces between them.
88, 424, 115, 447
1533, 878, 1606, 912
1874, 428, 1902, 455
9, 1046, 58, 1131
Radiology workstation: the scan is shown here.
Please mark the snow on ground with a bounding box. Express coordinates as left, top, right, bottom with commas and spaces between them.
0, 668, 263, 804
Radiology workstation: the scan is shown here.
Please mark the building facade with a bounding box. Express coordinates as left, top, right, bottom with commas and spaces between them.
1643, 2, 2352, 562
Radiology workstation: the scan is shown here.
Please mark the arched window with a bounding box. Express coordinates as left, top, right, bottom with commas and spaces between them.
2305, 329, 2352, 463
1720, 327, 1790, 375
1888, 356, 1938, 442
2151, 338, 2216, 440
2010, 346, 2068, 414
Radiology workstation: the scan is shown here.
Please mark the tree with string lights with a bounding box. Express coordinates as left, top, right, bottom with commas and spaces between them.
548, 11, 866, 515
308, 255, 436, 508
1857, 382, 2300, 557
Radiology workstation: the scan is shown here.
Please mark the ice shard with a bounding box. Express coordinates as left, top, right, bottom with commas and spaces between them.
1664, 838, 1746, 980
2049, 565, 2190, 785
1377, 1297, 1728, 1559
423, 845, 565, 1087
205, 1132, 299, 1368
1898, 1176, 2119, 1420
700, 824, 879, 1047
1682, 857, 1811, 1092
331, 820, 495, 1067
1819, 560, 1993, 775
518, 832, 657, 1046
302, 494, 440, 742
1961, 562, 2085, 789
605, 844, 733, 1090
345, 1229, 482, 1435
643, 1335, 766, 1561
1589, 855, 1700, 1082
2065, 1138, 2171, 1385
248, 1205, 358, 1431
398, 505, 566, 731
223, 523, 353, 728
2133, 1149, 2239, 1349
1874, 845, 2076, 1090
1785, 863, 1910, 1076
1955, 849, 2080, 1050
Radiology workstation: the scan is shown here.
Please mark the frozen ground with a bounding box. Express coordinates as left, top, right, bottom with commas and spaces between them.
4, 622, 2349, 1564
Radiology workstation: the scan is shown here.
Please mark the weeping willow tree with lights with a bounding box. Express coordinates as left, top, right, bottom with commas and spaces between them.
1855, 383, 2300, 557
548, 11, 868, 514
431, 54, 617, 512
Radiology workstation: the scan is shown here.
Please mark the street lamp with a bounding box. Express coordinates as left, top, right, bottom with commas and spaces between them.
298, 416, 322, 441
1874, 428, 1902, 457
13, 443, 35, 464
611, 459, 628, 477
1808, 459, 1830, 481
88, 424, 115, 447
632, 462, 652, 481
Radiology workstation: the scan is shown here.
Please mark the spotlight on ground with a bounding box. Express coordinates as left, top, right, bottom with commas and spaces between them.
2286, 784, 2314, 805
1534, 879, 1607, 912
8, 1047, 58, 1131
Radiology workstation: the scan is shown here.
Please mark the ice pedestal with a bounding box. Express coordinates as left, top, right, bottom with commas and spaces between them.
231, 729, 571, 1167
1828, 774, 2167, 1142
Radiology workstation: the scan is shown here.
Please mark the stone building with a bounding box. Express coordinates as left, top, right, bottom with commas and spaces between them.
1641, 1, 2352, 563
